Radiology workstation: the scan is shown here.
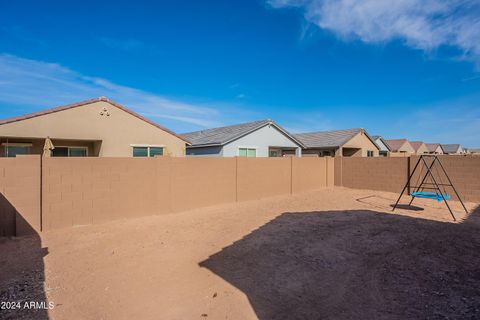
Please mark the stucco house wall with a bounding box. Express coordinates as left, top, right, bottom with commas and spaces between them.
342, 132, 379, 157
0, 99, 187, 157
221, 124, 301, 157
414, 143, 429, 155
433, 146, 444, 154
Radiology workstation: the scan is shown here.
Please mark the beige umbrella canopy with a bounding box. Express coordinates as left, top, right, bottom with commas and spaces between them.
43, 137, 54, 157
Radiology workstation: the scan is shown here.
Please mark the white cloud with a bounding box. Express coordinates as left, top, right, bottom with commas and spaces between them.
267, 0, 480, 66
0, 54, 235, 131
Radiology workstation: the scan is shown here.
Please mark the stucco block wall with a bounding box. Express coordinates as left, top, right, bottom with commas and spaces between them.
0, 155, 41, 236
236, 158, 292, 201
339, 157, 408, 193
335, 156, 480, 202
170, 158, 237, 212
409, 156, 480, 202
0, 156, 334, 235
42, 157, 170, 230
292, 157, 333, 193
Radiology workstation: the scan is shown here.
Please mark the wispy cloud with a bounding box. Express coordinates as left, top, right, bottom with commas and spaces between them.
98, 37, 144, 51
267, 0, 480, 67
0, 54, 236, 131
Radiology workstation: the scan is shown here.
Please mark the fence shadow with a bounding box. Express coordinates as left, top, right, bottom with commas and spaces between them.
0, 193, 49, 320
200, 208, 480, 320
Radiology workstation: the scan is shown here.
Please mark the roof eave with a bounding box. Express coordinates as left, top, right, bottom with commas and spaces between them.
186, 143, 223, 148
0, 97, 192, 145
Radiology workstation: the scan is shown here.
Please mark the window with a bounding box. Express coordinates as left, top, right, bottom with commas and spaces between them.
149, 147, 164, 157
2, 143, 31, 157
239, 148, 256, 157
269, 150, 279, 157
52, 147, 88, 157
132, 146, 164, 157
367, 150, 374, 157
133, 147, 149, 157
69, 147, 88, 157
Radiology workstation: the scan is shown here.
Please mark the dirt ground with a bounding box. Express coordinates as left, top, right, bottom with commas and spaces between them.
1, 187, 480, 320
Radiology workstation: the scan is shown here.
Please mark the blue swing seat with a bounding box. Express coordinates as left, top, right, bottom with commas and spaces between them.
411, 191, 451, 202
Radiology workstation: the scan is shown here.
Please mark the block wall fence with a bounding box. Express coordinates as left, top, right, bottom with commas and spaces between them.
2, 155, 478, 237
0, 156, 334, 236
334, 156, 480, 203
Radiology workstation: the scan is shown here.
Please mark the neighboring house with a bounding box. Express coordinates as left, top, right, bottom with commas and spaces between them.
467, 148, 480, 155
384, 139, 415, 156
0, 97, 190, 157
441, 144, 465, 155
371, 136, 391, 157
410, 141, 429, 155
293, 128, 380, 157
182, 120, 304, 157
425, 143, 444, 154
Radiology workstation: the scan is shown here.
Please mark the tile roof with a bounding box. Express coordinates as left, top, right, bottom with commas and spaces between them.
384, 139, 408, 152
293, 128, 367, 149
425, 143, 442, 152
0, 97, 190, 144
441, 144, 462, 153
181, 120, 304, 147
409, 141, 425, 152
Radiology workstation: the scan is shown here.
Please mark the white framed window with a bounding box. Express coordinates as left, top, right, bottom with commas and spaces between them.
238, 147, 257, 157
131, 145, 165, 157
2, 142, 32, 157
367, 150, 374, 157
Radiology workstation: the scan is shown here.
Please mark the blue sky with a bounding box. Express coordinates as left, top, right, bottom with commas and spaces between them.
0, 0, 479, 146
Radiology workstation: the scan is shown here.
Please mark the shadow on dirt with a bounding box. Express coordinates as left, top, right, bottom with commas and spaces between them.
200, 206, 480, 320
0, 193, 49, 320
390, 204, 424, 211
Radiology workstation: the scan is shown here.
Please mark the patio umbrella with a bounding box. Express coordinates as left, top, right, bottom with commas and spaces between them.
43, 137, 54, 157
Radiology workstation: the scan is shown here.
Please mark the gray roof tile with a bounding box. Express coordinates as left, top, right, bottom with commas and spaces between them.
293, 128, 363, 149
425, 143, 441, 152
441, 144, 462, 153
181, 120, 303, 147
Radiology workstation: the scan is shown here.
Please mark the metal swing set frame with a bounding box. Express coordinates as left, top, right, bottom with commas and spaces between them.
392, 155, 468, 221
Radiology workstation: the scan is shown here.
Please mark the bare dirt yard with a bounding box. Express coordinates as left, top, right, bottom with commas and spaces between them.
1, 187, 480, 320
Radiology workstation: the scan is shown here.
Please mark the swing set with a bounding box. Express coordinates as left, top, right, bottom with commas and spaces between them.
392, 155, 468, 221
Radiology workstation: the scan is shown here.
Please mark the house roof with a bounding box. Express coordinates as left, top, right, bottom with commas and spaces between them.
384, 139, 409, 152
181, 119, 305, 148
0, 97, 191, 144
425, 143, 443, 152
410, 141, 425, 152
293, 128, 377, 149
441, 144, 462, 153
371, 135, 391, 151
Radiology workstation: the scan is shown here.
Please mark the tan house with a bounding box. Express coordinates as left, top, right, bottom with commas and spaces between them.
410, 141, 429, 155
0, 97, 190, 157
425, 143, 444, 154
467, 148, 480, 155
385, 139, 415, 157
294, 128, 380, 157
